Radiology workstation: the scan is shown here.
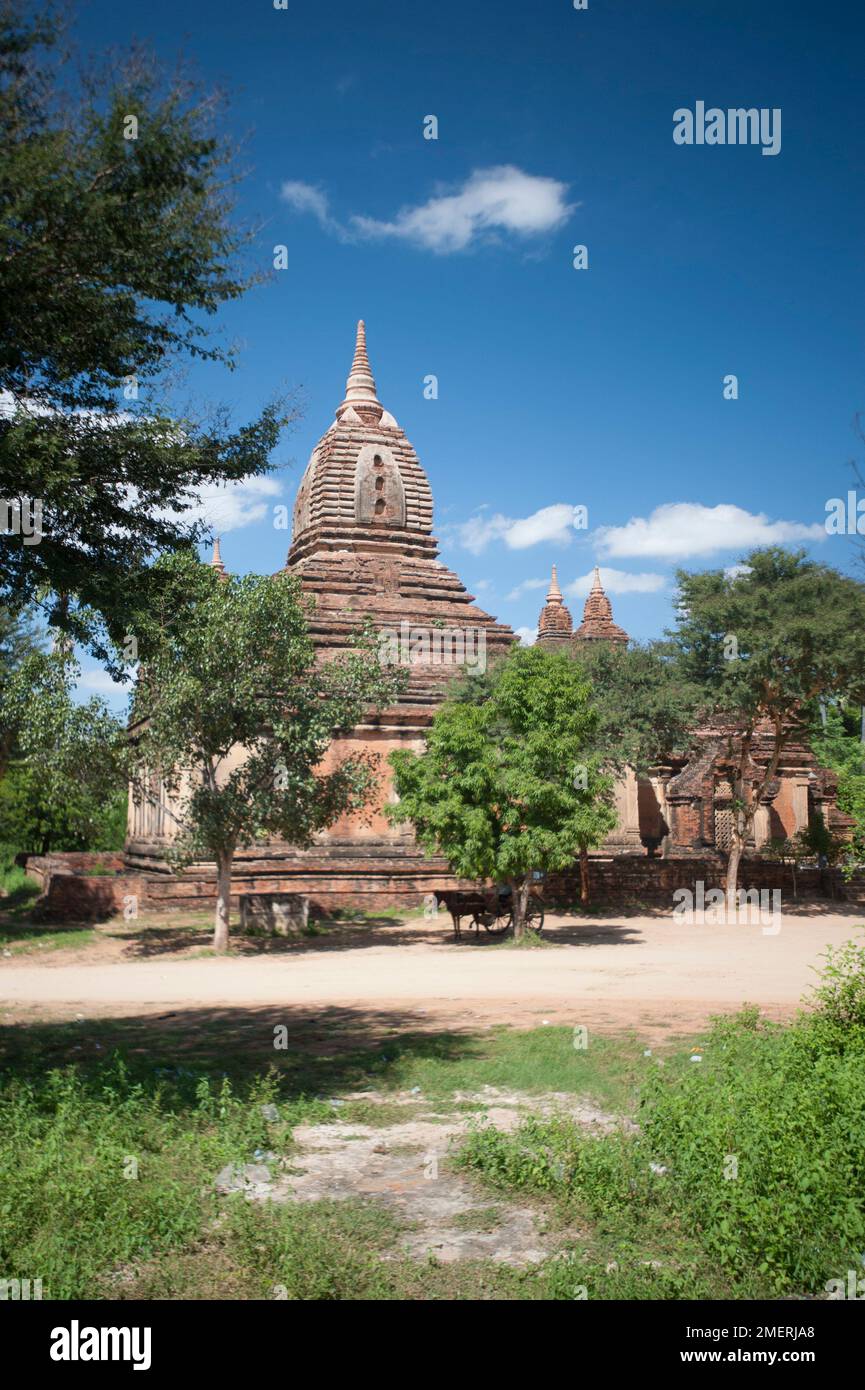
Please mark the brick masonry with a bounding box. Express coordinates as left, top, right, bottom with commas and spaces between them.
24, 850, 865, 922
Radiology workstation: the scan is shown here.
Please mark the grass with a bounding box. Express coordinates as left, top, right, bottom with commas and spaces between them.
3, 942, 863, 1301
0, 922, 96, 954
0, 1016, 655, 1300
0, 861, 40, 918
455, 944, 865, 1298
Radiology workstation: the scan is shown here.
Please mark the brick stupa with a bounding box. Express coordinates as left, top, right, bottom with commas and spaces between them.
281, 320, 514, 706
573, 567, 629, 646
536, 565, 573, 645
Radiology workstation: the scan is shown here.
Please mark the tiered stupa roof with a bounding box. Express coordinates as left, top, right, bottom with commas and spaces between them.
536, 565, 573, 645
573, 567, 629, 646
279, 321, 514, 714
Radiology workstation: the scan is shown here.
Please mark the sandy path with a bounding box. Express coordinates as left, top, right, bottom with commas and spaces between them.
2, 911, 862, 1033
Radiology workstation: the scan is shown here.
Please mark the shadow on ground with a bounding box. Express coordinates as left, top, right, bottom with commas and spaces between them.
103, 913, 646, 957
0, 1002, 496, 1106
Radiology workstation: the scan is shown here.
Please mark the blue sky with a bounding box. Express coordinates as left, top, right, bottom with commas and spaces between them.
72, 0, 865, 700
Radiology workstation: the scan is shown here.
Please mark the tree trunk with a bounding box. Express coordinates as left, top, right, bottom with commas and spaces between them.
725, 831, 744, 915
510, 876, 531, 940
213, 852, 233, 952
579, 847, 590, 906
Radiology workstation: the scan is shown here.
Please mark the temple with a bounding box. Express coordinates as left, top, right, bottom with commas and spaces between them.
535, 563, 852, 858
125, 322, 514, 907
123, 323, 851, 911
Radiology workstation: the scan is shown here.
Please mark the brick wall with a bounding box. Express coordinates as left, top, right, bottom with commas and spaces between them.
23, 850, 865, 922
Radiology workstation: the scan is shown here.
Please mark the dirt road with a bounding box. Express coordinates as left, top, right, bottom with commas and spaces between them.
2, 909, 862, 1035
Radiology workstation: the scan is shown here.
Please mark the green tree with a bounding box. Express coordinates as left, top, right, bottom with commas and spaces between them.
570, 639, 700, 774
670, 548, 865, 904
449, 639, 698, 902
0, 761, 127, 855
0, 603, 43, 774
567, 639, 701, 900
127, 553, 403, 951
809, 704, 865, 867
0, 2, 296, 662
0, 646, 127, 853
388, 645, 617, 935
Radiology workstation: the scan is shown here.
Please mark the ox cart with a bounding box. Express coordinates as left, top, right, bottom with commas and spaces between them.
435, 885, 545, 940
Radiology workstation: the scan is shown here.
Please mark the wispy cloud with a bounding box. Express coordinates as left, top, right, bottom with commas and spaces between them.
568, 567, 667, 596
596, 503, 825, 561
280, 166, 574, 255
506, 577, 548, 601
514, 626, 538, 646
161, 477, 285, 536
455, 504, 585, 555
279, 181, 347, 240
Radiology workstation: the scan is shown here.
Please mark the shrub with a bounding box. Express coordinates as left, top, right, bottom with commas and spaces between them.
459, 943, 865, 1296
641, 1008, 865, 1292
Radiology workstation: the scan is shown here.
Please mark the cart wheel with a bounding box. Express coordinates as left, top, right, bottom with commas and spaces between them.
525, 904, 545, 933
475, 910, 511, 936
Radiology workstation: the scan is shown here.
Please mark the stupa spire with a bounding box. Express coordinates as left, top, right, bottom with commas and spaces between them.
210, 536, 227, 578
537, 563, 573, 644
336, 319, 383, 420
573, 566, 629, 645
547, 564, 563, 604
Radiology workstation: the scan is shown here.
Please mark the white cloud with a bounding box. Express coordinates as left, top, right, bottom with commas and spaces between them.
568, 568, 666, 596
279, 181, 346, 239
352, 166, 574, 254
596, 503, 826, 561
456, 504, 584, 555
281, 166, 574, 255
162, 477, 285, 535
76, 669, 130, 697
507, 578, 548, 601
514, 626, 538, 646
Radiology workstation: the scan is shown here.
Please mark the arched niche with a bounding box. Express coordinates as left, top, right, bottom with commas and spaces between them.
354, 444, 406, 526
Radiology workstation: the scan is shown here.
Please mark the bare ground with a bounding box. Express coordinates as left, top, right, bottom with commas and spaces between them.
2, 905, 863, 1037
217, 1085, 626, 1266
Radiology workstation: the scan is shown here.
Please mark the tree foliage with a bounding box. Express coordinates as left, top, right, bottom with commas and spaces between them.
127, 552, 404, 949
388, 645, 618, 933
569, 638, 701, 775
809, 704, 865, 867
0, 645, 126, 853
669, 547, 865, 897
0, 2, 296, 659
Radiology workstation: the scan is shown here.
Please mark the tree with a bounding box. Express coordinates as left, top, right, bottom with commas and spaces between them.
452, 640, 699, 903
0, 3, 296, 661
568, 639, 701, 901
126, 553, 403, 951
388, 645, 617, 935
0, 762, 127, 855
808, 704, 865, 870
0, 646, 126, 854
669, 548, 865, 905
0, 603, 43, 774
570, 639, 700, 775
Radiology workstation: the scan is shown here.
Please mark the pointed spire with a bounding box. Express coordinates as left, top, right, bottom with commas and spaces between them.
574, 565, 629, 645
537, 562, 573, 642
210, 536, 226, 577
336, 319, 383, 420
546, 564, 563, 605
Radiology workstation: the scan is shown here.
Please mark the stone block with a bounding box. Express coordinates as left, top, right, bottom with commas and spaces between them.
240, 893, 309, 936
